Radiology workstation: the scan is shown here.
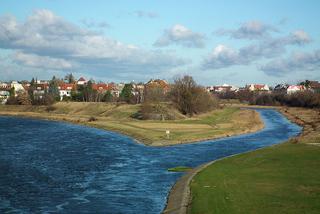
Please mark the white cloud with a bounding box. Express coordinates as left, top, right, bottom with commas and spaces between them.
260, 50, 320, 76
154, 24, 205, 48
13, 52, 74, 70
290, 30, 311, 44
202, 45, 244, 69
203, 28, 312, 70
0, 9, 187, 79
215, 21, 278, 40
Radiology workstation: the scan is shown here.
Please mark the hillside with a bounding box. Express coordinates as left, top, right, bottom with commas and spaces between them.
0, 102, 263, 146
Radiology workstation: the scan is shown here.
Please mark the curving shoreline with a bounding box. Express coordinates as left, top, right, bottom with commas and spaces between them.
162, 107, 304, 214
0, 106, 264, 147
0, 106, 304, 212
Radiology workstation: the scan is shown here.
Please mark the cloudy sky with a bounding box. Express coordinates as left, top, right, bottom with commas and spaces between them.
0, 0, 319, 86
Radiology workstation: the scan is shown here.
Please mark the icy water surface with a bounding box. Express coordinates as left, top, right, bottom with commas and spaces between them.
0, 109, 301, 213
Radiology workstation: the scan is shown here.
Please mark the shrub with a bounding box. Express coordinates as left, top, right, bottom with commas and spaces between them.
88, 116, 97, 122
170, 75, 218, 116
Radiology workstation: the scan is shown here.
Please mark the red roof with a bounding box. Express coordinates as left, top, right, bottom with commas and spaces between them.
78, 77, 86, 82
92, 83, 110, 91
35, 83, 49, 90
145, 79, 170, 91
254, 84, 265, 90
0, 86, 11, 91
58, 83, 75, 90
288, 85, 305, 90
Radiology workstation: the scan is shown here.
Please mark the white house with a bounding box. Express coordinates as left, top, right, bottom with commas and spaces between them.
287, 85, 306, 94
58, 83, 74, 100
246, 84, 270, 92
10, 81, 25, 95
77, 77, 87, 85
0, 86, 10, 104
207, 84, 239, 93
33, 84, 49, 99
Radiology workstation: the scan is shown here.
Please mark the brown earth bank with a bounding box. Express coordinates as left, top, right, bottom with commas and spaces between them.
162, 106, 320, 214
0, 102, 264, 146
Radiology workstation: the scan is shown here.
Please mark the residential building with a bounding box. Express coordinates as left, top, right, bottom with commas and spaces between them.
33, 83, 49, 99
308, 81, 320, 93
246, 84, 270, 92
145, 79, 170, 93
287, 85, 306, 94
0, 85, 11, 104
274, 83, 289, 93
10, 81, 25, 95
77, 77, 87, 85
206, 84, 238, 93
109, 83, 125, 97
58, 83, 75, 100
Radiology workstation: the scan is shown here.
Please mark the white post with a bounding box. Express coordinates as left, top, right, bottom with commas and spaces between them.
166, 130, 170, 139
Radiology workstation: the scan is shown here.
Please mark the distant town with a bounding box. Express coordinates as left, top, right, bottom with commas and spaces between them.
0, 73, 319, 105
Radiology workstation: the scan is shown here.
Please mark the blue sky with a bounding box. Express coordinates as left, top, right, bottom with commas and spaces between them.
0, 0, 319, 86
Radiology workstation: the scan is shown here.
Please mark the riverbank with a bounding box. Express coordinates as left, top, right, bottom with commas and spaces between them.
184, 107, 320, 214
0, 102, 264, 146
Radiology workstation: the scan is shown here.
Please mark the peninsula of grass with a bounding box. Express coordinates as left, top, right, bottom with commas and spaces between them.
0, 102, 263, 146
168, 166, 192, 172
189, 107, 320, 214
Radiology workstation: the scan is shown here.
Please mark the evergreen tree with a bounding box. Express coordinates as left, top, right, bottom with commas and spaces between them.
65, 73, 76, 84
120, 84, 134, 103
28, 77, 36, 102
102, 90, 113, 102
49, 76, 60, 101
9, 87, 15, 97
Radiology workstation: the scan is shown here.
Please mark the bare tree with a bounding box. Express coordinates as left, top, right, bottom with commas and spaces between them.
170, 75, 218, 116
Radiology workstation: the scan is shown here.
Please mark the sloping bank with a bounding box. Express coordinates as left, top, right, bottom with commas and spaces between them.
0, 103, 264, 146
163, 107, 319, 214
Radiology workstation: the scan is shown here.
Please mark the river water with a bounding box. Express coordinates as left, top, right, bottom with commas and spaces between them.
0, 109, 301, 213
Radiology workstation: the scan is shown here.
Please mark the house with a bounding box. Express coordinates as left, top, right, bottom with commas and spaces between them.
0, 85, 11, 104
274, 83, 289, 93
206, 84, 238, 93
36, 80, 49, 84
132, 83, 145, 103
109, 83, 125, 97
58, 83, 75, 100
145, 79, 170, 93
287, 85, 306, 94
10, 81, 25, 95
33, 83, 49, 99
0, 82, 9, 88
308, 81, 320, 93
246, 84, 270, 92
77, 77, 87, 85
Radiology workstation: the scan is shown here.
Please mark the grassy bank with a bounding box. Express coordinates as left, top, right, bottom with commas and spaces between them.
189, 107, 320, 214
0, 102, 263, 146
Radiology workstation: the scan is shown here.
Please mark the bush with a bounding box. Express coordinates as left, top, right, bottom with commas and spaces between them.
246, 91, 320, 108
170, 75, 218, 116
6, 96, 18, 105
32, 94, 56, 106
6, 93, 32, 105
138, 102, 179, 120
88, 116, 97, 122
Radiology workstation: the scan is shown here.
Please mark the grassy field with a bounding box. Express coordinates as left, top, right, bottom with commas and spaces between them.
0, 102, 263, 146
189, 107, 320, 214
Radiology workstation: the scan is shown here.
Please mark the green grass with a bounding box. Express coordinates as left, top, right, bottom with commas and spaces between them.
189, 142, 320, 214
0, 102, 262, 146
168, 166, 192, 172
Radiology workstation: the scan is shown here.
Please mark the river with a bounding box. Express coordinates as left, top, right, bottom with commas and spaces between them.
0, 109, 301, 213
